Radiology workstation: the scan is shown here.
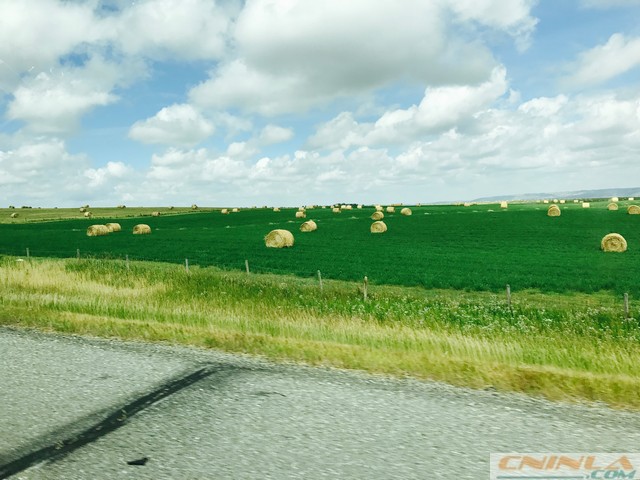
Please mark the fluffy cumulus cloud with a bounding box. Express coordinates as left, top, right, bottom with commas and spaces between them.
565, 33, 640, 86
190, 0, 500, 115
129, 104, 215, 146
84, 161, 133, 188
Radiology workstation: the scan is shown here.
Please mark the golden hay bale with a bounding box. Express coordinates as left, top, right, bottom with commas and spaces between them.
582, 202, 590, 208
232, 208, 239, 213
10, 213, 18, 218
611, 197, 619, 202
463, 202, 472, 207
79, 207, 87, 213
86, 224, 109, 237
601, 233, 627, 253
573, 199, 579, 203
543, 200, 549, 204
371, 211, 384, 221
332, 207, 341, 213
547, 205, 561, 217
84, 211, 92, 218
342, 205, 352, 210
298, 207, 305, 211
300, 220, 317, 232
386, 206, 395, 213
629, 197, 635, 201
191, 204, 198, 210
265, 229, 294, 248
375, 205, 383, 211
357, 204, 363, 209
401, 207, 412, 216
559, 199, 566, 204
273, 207, 281, 212
105, 223, 121, 232
133, 224, 151, 235
152, 211, 161, 217
607, 203, 618, 211
295, 211, 306, 218
500, 201, 508, 209
628, 205, 640, 215
553, 199, 558, 203
370, 221, 387, 233
221, 208, 229, 214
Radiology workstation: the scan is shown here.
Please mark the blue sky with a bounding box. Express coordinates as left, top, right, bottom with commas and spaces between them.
1, 0, 640, 207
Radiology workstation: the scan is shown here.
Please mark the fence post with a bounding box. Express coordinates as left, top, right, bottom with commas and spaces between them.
26, 247, 30, 260
245, 259, 250, 274
185, 258, 189, 274
318, 270, 323, 292
506, 284, 512, 310
76, 248, 80, 260
363, 276, 368, 301
624, 293, 629, 318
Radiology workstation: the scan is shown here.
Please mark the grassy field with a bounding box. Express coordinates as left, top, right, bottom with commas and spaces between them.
1, 255, 639, 408
1, 200, 639, 295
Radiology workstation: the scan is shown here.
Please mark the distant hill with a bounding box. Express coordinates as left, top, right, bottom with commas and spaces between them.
473, 187, 640, 202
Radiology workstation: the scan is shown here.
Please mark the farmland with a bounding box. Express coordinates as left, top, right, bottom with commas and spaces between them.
1, 200, 639, 296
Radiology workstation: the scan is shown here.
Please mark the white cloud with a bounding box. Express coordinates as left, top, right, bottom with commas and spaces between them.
6, 56, 124, 134
84, 161, 133, 188
258, 124, 293, 145
106, 0, 231, 61
129, 104, 215, 146
190, 0, 500, 115
564, 33, 640, 87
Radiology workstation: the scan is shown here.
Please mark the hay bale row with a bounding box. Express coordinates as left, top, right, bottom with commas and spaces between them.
133, 224, 151, 235
265, 229, 294, 248
371, 221, 387, 233
547, 205, 561, 217
300, 220, 317, 232
601, 233, 627, 252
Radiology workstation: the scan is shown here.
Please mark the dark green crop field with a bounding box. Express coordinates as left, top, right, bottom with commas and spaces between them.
1, 201, 639, 295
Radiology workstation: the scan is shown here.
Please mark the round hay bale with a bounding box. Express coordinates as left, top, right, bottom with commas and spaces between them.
117, 205, 126, 209
84, 211, 92, 218
295, 211, 306, 218
400, 207, 412, 216
607, 203, 618, 211
273, 207, 281, 212
265, 229, 294, 248
10, 212, 18, 218
629, 197, 635, 201
559, 199, 566, 204
151, 211, 161, 217
87, 224, 109, 237
601, 233, 627, 253
582, 202, 590, 208
463, 202, 472, 207
573, 199, 579, 203
611, 197, 619, 202
370, 221, 387, 233
300, 220, 317, 232
547, 205, 561, 217
386, 206, 395, 213
298, 207, 305, 211
553, 199, 558, 203
628, 205, 640, 215
221, 208, 229, 214
543, 200, 549, 204
232, 208, 239, 213
371, 211, 384, 221
500, 201, 508, 209
191, 204, 198, 210
357, 204, 363, 209
105, 223, 121, 232
133, 224, 151, 235
79, 207, 87, 213
332, 207, 341, 213
375, 205, 383, 211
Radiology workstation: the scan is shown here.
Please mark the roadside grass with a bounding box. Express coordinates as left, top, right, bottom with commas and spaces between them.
2, 256, 640, 409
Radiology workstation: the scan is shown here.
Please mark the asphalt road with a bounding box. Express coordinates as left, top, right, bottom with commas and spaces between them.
2, 326, 640, 479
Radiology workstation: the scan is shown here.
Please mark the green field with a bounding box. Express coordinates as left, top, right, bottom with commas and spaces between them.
1, 201, 639, 296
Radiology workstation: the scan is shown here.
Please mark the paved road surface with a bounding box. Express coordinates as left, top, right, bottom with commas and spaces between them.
2, 326, 640, 479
